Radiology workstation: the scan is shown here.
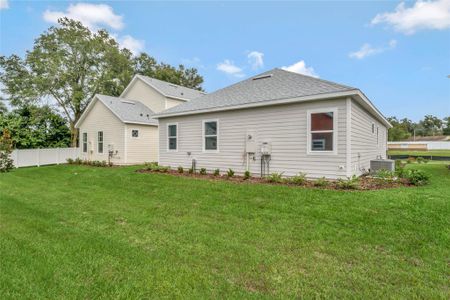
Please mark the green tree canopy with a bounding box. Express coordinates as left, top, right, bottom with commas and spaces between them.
0, 18, 203, 146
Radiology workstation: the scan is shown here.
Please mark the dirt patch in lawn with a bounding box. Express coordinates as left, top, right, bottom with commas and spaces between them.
136, 169, 413, 191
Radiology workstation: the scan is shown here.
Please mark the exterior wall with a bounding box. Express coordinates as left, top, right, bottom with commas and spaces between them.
121, 79, 167, 113
159, 99, 349, 179
78, 100, 125, 164
124, 124, 159, 164
350, 99, 388, 175
166, 97, 186, 109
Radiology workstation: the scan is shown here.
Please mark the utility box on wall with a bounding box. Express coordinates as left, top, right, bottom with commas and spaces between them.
245, 131, 257, 153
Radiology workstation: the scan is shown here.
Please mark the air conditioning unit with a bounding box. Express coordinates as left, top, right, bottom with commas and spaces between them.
370, 159, 395, 173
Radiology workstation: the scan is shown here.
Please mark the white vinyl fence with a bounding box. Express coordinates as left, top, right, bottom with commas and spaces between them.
11, 147, 81, 168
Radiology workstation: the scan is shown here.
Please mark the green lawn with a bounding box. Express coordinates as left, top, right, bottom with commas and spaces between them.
388, 149, 450, 157
1, 164, 449, 298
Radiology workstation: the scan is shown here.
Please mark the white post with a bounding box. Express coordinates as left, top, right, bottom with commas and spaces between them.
57, 148, 60, 165
37, 148, 40, 167
12, 150, 18, 168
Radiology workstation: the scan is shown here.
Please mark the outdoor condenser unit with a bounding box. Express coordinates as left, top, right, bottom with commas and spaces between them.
370, 159, 395, 173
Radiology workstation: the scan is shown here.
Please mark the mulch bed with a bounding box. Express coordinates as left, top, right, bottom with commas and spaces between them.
136, 169, 413, 191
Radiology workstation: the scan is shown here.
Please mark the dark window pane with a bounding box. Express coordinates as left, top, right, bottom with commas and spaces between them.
168, 125, 177, 137
205, 121, 217, 135
311, 112, 333, 131
311, 132, 333, 151
205, 136, 217, 150
169, 137, 177, 150
132, 130, 139, 138
98, 143, 103, 153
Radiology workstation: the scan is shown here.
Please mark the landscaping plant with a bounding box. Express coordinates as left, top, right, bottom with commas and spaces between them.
226, 169, 235, 178
213, 169, 220, 176
0, 128, 14, 173
267, 172, 284, 183
177, 166, 184, 173
336, 176, 360, 190
199, 168, 207, 175
404, 169, 430, 186
314, 177, 328, 187
290, 172, 307, 185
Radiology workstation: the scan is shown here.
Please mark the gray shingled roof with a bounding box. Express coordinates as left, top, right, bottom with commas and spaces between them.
156, 68, 356, 117
97, 94, 158, 125
136, 75, 205, 100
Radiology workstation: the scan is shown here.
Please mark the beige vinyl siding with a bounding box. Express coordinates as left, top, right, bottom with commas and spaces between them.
78, 100, 125, 164
159, 99, 348, 179
121, 78, 167, 113
166, 97, 186, 109
350, 100, 388, 175
125, 124, 159, 164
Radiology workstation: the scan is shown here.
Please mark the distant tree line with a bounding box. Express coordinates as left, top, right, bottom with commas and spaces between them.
0, 18, 204, 148
387, 115, 450, 141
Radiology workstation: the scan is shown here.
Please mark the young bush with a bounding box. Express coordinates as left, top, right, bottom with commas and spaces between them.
0, 129, 14, 173
66, 158, 74, 164
188, 168, 194, 174
374, 169, 396, 183
405, 169, 430, 186
267, 172, 283, 183
74, 158, 83, 165
244, 170, 251, 180
416, 156, 424, 164
395, 160, 406, 177
213, 169, 220, 176
336, 175, 360, 190
226, 169, 235, 178
313, 177, 328, 187
159, 166, 170, 173
199, 168, 207, 175
177, 166, 184, 173
406, 157, 415, 164
290, 172, 306, 185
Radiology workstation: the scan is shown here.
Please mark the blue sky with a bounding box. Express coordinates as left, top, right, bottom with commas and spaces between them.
1, 0, 449, 121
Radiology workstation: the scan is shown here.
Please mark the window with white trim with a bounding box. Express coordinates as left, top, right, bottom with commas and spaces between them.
98, 131, 103, 153
309, 111, 335, 152
372, 123, 375, 134
168, 124, 177, 150
131, 130, 139, 138
82, 132, 88, 153
203, 120, 218, 151
376, 126, 379, 145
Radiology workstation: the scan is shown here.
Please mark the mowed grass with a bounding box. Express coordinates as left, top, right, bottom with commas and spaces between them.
1, 164, 449, 299
388, 149, 450, 157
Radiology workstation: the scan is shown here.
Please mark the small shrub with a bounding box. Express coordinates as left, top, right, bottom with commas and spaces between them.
405, 169, 430, 186
66, 158, 74, 164
0, 128, 14, 173
226, 169, 235, 178
336, 175, 360, 190
145, 162, 169, 172
177, 166, 184, 173
406, 157, 415, 164
199, 168, 207, 175
416, 156, 424, 164
213, 169, 220, 176
188, 168, 194, 174
159, 166, 170, 173
244, 170, 251, 180
74, 158, 82, 165
267, 172, 283, 183
314, 177, 328, 187
395, 160, 406, 177
290, 172, 306, 185
374, 169, 396, 183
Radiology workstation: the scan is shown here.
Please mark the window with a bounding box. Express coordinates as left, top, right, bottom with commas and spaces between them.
131, 130, 139, 138
168, 124, 177, 151
372, 123, 375, 134
307, 109, 336, 154
376, 127, 379, 145
203, 120, 218, 151
82, 133, 88, 153
98, 131, 103, 153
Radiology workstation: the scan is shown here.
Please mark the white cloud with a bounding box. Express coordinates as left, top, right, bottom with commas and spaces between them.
43, 3, 124, 31
0, 0, 9, 10
349, 39, 397, 59
247, 51, 264, 70
281, 60, 318, 78
371, 0, 450, 35
118, 35, 145, 55
217, 60, 245, 77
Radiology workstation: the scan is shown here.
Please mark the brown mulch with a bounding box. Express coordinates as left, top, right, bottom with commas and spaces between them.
136, 169, 413, 191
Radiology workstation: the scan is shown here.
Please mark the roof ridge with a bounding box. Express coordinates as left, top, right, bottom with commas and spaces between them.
273, 68, 355, 90
136, 74, 204, 93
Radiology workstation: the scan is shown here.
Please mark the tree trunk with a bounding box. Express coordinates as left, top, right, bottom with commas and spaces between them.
70, 122, 78, 148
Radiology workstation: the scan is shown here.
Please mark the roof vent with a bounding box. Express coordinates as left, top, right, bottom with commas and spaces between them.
169, 84, 178, 88
252, 74, 273, 80
140, 113, 143, 117
181, 92, 184, 95
120, 100, 135, 105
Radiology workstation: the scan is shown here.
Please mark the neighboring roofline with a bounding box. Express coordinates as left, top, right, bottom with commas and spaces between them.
75, 95, 157, 128
120, 74, 199, 101
155, 89, 392, 128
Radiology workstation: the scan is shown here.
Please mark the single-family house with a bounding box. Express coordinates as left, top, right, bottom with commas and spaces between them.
75, 75, 204, 164
155, 68, 392, 179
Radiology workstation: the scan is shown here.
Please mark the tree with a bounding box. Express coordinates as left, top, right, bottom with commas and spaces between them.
0, 18, 204, 147
0, 105, 71, 149
387, 117, 411, 141
443, 116, 450, 135
0, 128, 14, 172
133, 53, 203, 91
0, 100, 6, 115
419, 115, 443, 136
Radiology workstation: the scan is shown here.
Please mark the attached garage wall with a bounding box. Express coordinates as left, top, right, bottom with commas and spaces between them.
125, 124, 159, 164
